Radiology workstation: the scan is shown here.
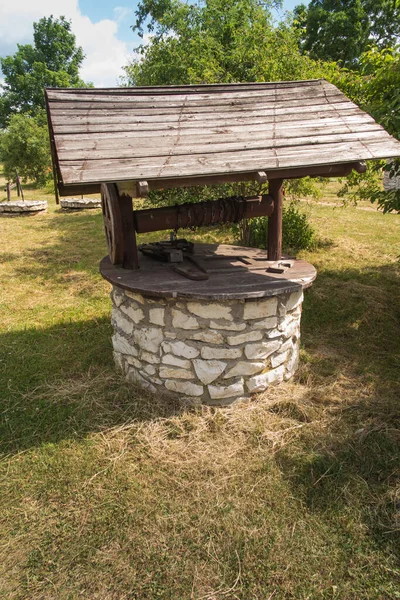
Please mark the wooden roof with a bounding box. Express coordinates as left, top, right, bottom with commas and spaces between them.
46, 79, 400, 194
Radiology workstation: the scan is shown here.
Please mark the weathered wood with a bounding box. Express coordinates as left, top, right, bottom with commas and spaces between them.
57, 130, 386, 162
45, 80, 400, 194
56, 120, 381, 150
268, 179, 283, 261
136, 181, 149, 197
119, 194, 139, 269
101, 183, 124, 265
50, 101, 360, 128
52, 109, 372, 136
256, 171, 268, 184
134, 195, 274, 233
99, 243, 317, 301
44, 91, 61, 204
59, 139, 400, 184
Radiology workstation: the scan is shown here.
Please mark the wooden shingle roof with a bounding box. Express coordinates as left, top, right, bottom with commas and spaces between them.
46, 79, 400, 194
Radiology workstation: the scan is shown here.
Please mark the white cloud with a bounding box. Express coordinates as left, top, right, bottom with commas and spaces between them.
0, 0, 132, 87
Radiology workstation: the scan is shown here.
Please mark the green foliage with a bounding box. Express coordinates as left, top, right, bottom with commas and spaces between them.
0, 16, 88, 127
124, 0, 337, 86
295, 0, 400, 68
237, 201, 316, 253
335, 47, 400, 212
1, 113, 52, 186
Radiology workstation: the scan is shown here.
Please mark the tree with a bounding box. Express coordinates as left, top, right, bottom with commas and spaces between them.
295, 0, 400, 68
0, 113, 51, 186
336, 47, 400, 212
124, 0, 335, 86
0, 16, 88, 127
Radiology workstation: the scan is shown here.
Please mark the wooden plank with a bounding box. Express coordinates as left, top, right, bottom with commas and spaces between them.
49, 89, 344, 113
119, 194, 139, 269
46, 81, 330, 103
98, 245, 317, 300
55, 116, 379, 147
59, 139, 400, 184
52, 106, 371, 135
47, 79, 324, 97
57, 129, 387, 162
58, 162, 365, 196
50, 100, 358, 127
268, 179, 283, 261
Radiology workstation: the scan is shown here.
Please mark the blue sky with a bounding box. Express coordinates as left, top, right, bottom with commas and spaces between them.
0, 0, 302, 87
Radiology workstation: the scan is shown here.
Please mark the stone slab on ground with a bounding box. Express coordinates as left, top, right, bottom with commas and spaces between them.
60, 197, 101, 210
0, 200, 47, 214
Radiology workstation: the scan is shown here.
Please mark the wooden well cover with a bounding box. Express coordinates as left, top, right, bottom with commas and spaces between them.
46, 79, 400, 194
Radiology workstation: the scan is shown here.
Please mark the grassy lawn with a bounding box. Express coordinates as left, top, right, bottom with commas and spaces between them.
0, 180, 399, 599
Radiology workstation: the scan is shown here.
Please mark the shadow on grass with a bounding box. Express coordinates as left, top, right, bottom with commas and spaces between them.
274, 261, 400, 554
0, 317, 185, 457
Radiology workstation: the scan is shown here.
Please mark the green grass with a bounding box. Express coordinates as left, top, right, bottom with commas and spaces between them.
0, 182, 399, 599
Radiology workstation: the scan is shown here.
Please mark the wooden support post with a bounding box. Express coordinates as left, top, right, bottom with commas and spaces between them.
267, 178, 283, 261
119, 194, 139, 270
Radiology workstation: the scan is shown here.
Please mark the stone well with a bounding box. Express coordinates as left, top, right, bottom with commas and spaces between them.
101, 244, 316, 405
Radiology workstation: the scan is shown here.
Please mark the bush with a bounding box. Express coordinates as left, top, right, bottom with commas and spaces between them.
237, 202, 316, 254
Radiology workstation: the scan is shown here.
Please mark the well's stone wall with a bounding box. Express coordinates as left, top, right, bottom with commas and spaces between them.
111, 285, 303, 405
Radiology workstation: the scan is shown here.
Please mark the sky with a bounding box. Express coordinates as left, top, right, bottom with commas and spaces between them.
0, 0, 301, 87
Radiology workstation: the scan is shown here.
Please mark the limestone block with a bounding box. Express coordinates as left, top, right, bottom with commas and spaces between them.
111, 288, 124, 307
227, 330, 262, 346
280, 320, 300, 339
201, 346, 242, 360
172, 309, 199, 330
126, 368, 157, 393
162, 340, 199, 359
286, 289, 304, 312
165, 332, 177, 340
245, 340, 280, 360
243, 297, 278, 320
120, 304, 144, 324
193, 359, 227, 385
112, 308, 134, 335
270, 350, 289, 369
246, 365, 285, 393
279, 339, 293, 354
188, 302, 233, 321
125, 290, 145, 304
112, 333, 138, 356
165, 380, 204, 396
113, 351, 125, 371
134, 327, 163, 354
250, 317, 278, 330
210, 320, 246, 331
149, 307, 165, 326
265, 328, 282, 339
189, 330, 224, 344
144, 363, 156, 376
284, 346, 300, 381
141, 351, 159, 364
224, 361, 264, 379
162, 354, 191, 369
126, 356, 142, 369
159, 366, 193, 379
208, 381, 244, 400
